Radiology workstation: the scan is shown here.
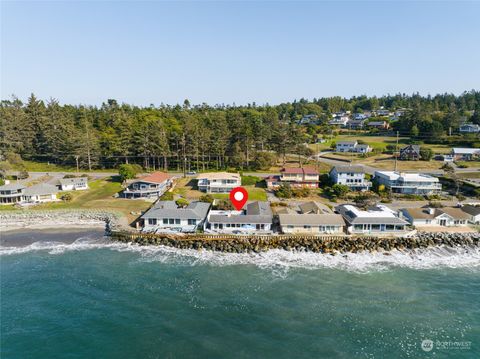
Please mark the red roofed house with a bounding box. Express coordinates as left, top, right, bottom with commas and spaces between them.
266, 167, 319, 189
122, 171, 174, 199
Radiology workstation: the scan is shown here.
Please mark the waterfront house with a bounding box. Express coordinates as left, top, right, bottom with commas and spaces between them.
279, 167, 319, 188
22, 184, 59, 204
374, 171, 441, 195
141, 200, 211, 233
367, 121, 389, 130
122, 172, 173, 199
205, 201, 273, 234
399, 145, 421, 161
451, 148, 480, 161
460, 205, 480, 224
459, 123, 480, 133
0, 183, 26, 205
335, 141, 372, 153
335, 204, 408, 234
401, 207, 470, 227
57, 177, 89, 191
329, 165, 371, 191
278, 213, 345, 234
197, 172, 241, 193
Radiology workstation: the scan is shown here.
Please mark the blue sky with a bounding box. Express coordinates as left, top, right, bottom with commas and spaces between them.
1, 1, 479, 106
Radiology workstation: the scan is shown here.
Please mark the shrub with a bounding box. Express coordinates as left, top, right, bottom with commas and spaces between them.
420, 148, 434, 161
331, 184, 350, 199
17, 170, 29, 180
63, 174, 77, 178
275, 183, 293, 198
292, 187, 310, 198
251, 152, 276, 170
160, 192, 174, 200
118, 164, 142, 182
215, 200, 234, 210
176, 198, 189, 207
241, 175, 261, 186
60, 193, 73, 202
199, 194, 214, 203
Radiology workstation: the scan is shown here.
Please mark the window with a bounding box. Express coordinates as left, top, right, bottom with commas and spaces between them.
148, 218, 157, 225
169, 218, 174, 224
304, 225, 311, 229
372, 224, 381, 231
175, 219, 180, 224
354, 224, 363, 230
163, 219, 168, 224
188, 219, 197, 225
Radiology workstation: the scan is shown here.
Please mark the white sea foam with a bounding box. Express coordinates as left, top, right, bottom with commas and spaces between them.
2, 236, 480, 272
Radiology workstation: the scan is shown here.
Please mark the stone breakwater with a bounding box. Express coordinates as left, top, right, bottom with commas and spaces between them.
110, 231, 480, 254
0, 210, 122, 233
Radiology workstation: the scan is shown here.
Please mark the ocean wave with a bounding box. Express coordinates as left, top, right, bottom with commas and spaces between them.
1, 237, 480, 272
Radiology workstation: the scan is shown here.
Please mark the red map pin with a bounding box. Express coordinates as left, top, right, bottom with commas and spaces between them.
229, 187, 248, 210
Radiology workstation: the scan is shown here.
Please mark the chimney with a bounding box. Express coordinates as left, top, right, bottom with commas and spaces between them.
428, 208, 435, 215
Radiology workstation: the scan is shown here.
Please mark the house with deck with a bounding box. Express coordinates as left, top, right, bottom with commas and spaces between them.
451, 148, 480, 161
329, 165, 371, 191
122, 172, 173, 199
205, 201, 273, 234
460, 205, 480, 224
328, 115, 349, 127
335, 141, 372, 153
346, 118, 367, 130
401, 207, 470, 227
278, 213, 345, 234
0, 183, 58, 205
140, 201, 211, 233
197, 172, 241, 193
57, 177, 89, 191
0, 183, 26, 205
374, 171, 441, 195
336, 204, 409, 234
278, 167, 319, 188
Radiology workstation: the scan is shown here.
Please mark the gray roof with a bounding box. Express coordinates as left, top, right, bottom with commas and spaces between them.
279, 214, 345, 226
59, 177, 88, 186
400, 144, 420, 153
461, 205, 480, 216
0, 183, 25, 191
368, 121, 386, 126
331, 165, 365, 174
356, 144, 370, 149
337, 141, 357, 145
403, 207, 470, 221
299, 201, 321, 214
209, 214, 272, 224
141, 201, 211, 220
23, 183, 58, 196
246, 201, 272, 216
347, 217, 408, 225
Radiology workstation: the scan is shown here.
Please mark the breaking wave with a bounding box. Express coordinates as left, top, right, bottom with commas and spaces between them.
1, 235, 480, 272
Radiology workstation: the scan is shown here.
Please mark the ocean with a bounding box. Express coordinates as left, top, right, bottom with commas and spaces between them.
1, 229, 479, 358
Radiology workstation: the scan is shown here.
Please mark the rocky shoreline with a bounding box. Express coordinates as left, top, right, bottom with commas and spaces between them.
0, 210, 122, 233
110, 231, 480, 254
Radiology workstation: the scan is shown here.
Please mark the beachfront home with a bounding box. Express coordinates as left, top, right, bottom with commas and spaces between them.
335, 141, 372, 153
451, 148, 480, 161
401, 207, 470, 227
197, 172, 241, 193
140, 201, 211, 233
205, 201, 273, 234
374, 171, 441, 195
278, 214, 345, 234
459, 123, 480, 133
57, 177, 89, 191
0, 183, 58, 205
0, 183, 26, 205
278, 167, 319, 188
399, 145, 421, 161
329, 165, 371, 191
122, 172, 173, 199
336, 204, 409, 234
460, 205, 480, 224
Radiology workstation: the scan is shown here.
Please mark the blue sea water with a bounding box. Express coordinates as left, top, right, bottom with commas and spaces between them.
1, 229, 480, 358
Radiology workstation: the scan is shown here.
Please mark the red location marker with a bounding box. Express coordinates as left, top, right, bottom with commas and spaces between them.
229, 187, 248, 210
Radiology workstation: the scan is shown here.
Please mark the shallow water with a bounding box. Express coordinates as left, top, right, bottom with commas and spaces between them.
1, 230, 479, 358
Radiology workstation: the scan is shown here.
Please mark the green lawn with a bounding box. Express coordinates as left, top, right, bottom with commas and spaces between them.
211, 186, 267, 201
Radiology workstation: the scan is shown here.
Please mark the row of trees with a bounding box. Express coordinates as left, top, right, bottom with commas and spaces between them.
1, 91, 479, 170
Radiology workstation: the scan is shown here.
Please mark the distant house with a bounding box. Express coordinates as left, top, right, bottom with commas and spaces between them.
399, 145, 421, 161
0, 183, 58, 205
459, 123, 480, 133
346, 118, 367, 130
141, 201, 211, 233
335, 141, 372, 153
460, 205, 480, 224
122, 172, 173, 199
205, 201, 273, 234
401, 207, 470, 227
298, 114, 319, 125
451, 148, 480, 161
375, 109, 391, 117
278, 214, 345, 234
57, 177, 89, 191
367, 121, 389, 130
336, 204, 409, 234
197, 172, 241, 193
328, 115, 349, 126
352, 113, 368, 120
374, 171, 441, 195
279, 167, 319, 188
329, 165, 371, 191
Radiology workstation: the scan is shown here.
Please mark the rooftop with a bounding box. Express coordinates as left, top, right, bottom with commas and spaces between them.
136, 172, 172, 184
452, 148, 480, 155
142, 201, 211, 220
336, 204, 408, 225
196, 172, 240, 181
23, 183, 58, 196
331, 165, 365, 174
279, 214, 345, 226
0, 183, 25, 191
375, 171, 439, 183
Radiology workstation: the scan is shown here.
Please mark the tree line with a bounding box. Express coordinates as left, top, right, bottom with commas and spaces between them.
1, 90, 479, 170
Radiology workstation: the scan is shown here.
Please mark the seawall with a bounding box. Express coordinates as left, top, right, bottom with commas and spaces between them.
110, 231, 480, 254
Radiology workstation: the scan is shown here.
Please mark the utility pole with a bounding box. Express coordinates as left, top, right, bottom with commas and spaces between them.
75, 155, 79, 173
182, 133, 186, 178
394, 131, 399, 172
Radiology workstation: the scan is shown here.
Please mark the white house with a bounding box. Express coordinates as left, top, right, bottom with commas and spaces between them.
451, 148, 480, 161
141, 201, 211, 233
336, 204, 409, 234
57, 177, 89, 191
122, 172, 173, 199
328, 116, 349, 126
329, 165, 371, 191
0, 183, 25, 205
374, 171, 441, 195
0, 183, 58, 205
335, 141, 372, 153
459, 123, 480, 133
278, 214, 345, 234
401, 207, 470, 227
460, 205, 480, 224
197, 172, 241, 193
205, 201, 272, 234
